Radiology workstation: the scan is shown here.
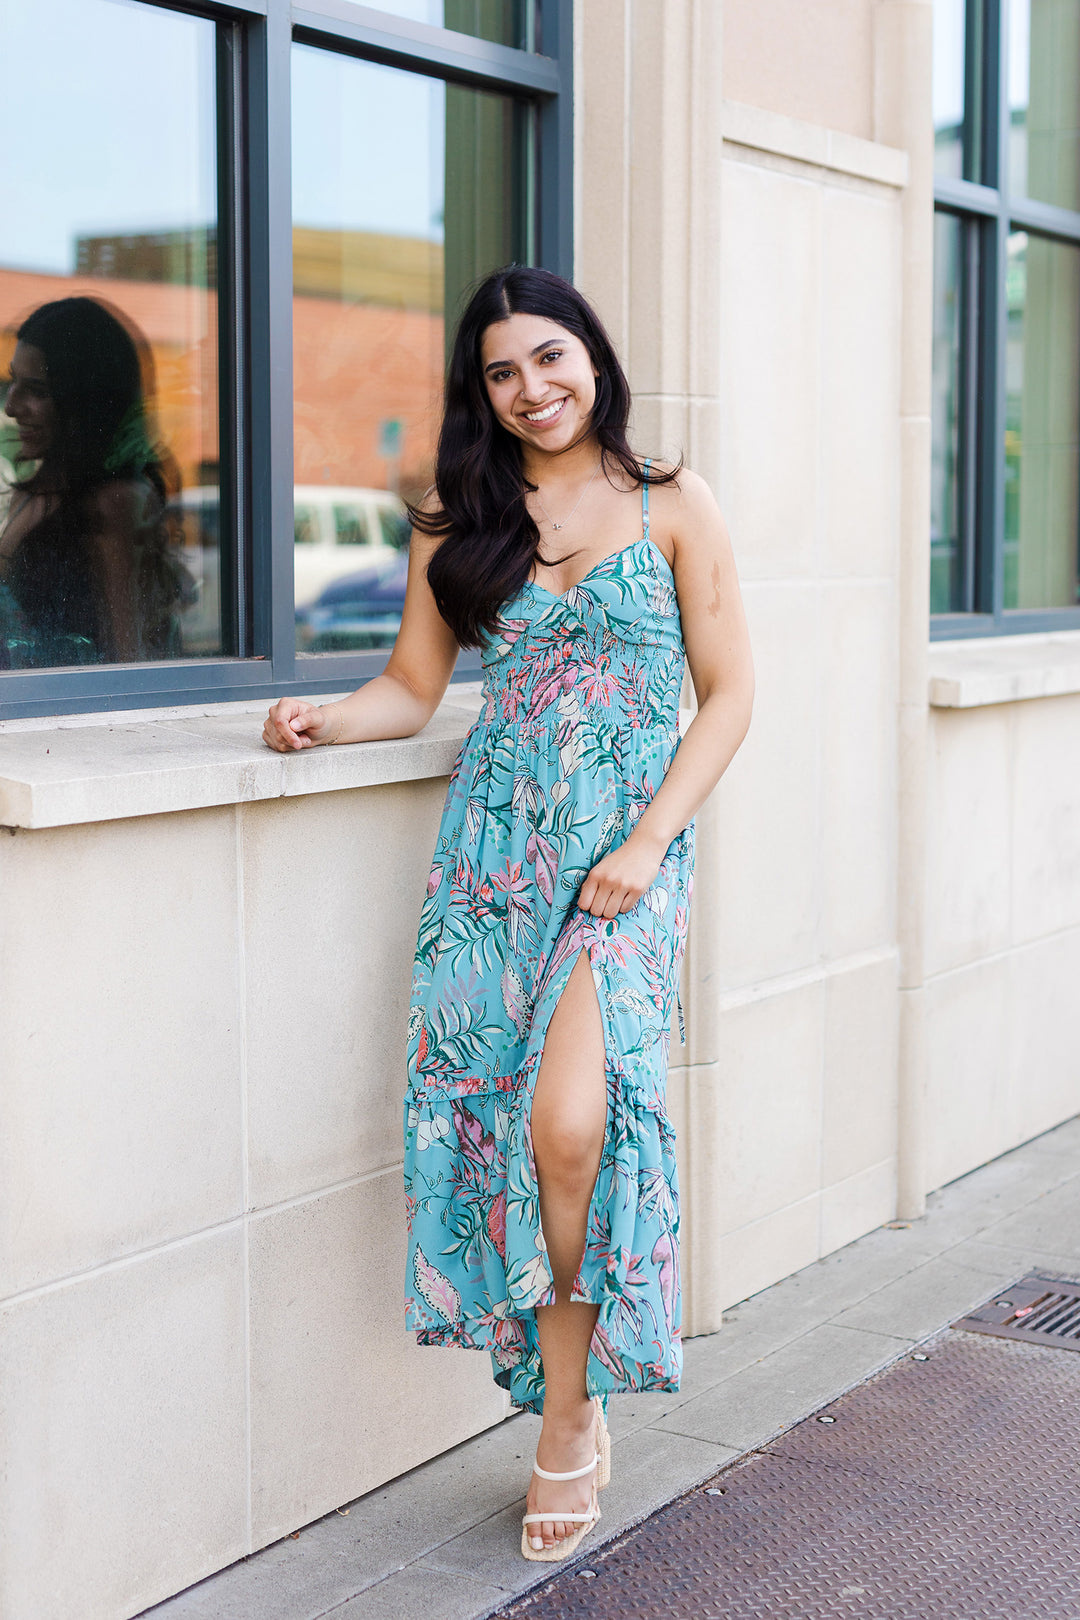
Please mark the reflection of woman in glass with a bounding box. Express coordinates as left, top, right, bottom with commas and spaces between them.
264, 267, 753, 1565
0, 296, 186, 667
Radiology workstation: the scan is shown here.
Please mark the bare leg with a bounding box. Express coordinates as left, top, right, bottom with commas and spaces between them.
527, 950, 607, 1551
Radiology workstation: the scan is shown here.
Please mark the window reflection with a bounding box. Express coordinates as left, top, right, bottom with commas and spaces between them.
0, 297, 194, 665
931, 213, 964, 614
367, 0, 536, 50
291, 43, 530, 654
0, 0, 225, 669
1009, 0, 1080, 211
1004, 231, 1080, 608
934, 0, 968, 180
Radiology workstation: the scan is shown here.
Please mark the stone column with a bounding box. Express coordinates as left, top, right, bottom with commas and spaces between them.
873, 0, 934, 1218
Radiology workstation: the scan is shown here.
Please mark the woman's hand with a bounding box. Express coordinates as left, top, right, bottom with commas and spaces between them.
262, 697, 332, 751
578, 830, 666, 919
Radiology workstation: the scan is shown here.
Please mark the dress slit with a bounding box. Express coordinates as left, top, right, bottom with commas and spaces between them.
525, 938, 612, 1307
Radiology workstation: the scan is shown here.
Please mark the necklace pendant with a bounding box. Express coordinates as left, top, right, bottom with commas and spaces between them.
552, 522, 562, 530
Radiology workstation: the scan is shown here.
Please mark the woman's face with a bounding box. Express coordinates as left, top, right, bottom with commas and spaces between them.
480, 313, 599, 457
4, 342, 56, 461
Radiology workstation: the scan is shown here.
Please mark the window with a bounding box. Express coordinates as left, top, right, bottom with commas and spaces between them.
0, 0, 570, 717
291, 44, 531, 655
932, 0, 1080, 635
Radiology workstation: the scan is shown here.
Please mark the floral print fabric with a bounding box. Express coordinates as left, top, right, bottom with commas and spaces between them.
404, 494, 694, 1415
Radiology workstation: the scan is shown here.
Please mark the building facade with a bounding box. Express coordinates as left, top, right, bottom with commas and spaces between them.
1, 3, 1078, 1617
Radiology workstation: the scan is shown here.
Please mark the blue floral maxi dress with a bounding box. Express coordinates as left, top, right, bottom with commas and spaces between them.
404, 476, 694, 1415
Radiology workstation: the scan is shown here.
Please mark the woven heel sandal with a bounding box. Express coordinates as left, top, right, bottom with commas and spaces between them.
594, 1395, 611, 1489
521, 1453, 601, 1563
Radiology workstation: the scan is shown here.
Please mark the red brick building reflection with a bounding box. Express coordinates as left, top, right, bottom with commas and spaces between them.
0, 228, 444, 505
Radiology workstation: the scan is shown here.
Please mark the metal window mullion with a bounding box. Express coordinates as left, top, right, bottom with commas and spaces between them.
1007, 195, 1080, 244
960, 215, 980, 612
981, 0, 1008, 622
246, 0, 295, 681
290, 4, 559, 94
537, 0, 573, 278
215, 19, 246, 657
933, 176, 1002, 216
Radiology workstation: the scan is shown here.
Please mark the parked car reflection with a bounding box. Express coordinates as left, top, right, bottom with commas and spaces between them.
295, 548, 408, 652
168, 483, 411, 655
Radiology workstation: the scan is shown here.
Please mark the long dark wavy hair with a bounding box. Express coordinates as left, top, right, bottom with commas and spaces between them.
411, 265, 680, 647
12, 295, 174, 503
5, 296, 187, 660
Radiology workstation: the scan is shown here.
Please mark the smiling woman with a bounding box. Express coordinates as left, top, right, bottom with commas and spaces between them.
414, 268, 682, 648
261, 264, 754, 1566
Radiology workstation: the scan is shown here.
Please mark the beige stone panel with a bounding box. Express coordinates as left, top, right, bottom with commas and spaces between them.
1010, 928, 1080, 1145
925, 706, 1012, 976
820, 1158, 898, 1254
248, 1171, 505, 1548
898, 419, 932, 708
925, 955, 1016, 1193
896, 980, 928, 1218
686, 0, 725, 401
897, 697, 928, 986
627, 0, 693, 397
820, 186, 901, 578
724, 0, 875, 139
688, 398, 724, 501
575, 0, 630, 350
1011, 693, 1080, 942
819, 582, 899, 958
631, 394, 691, 474
0, 1228, 246, 1620
719, 157, 821, 580
0, 808, 242, 1298
711, 979, 825, 1232
678, 1061, 727, 1338
822, 953, 900, 1185
873, 0, 935, 420
704, 581, 821, 993
242, 779, 446, 1208
717, 1193, 822, 1312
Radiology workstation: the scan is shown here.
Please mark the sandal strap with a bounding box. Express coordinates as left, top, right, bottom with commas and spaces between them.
532, 1454, 599, 1482
522, 1511, 599, 1526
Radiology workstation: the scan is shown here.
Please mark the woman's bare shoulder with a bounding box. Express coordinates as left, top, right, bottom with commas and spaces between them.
645, 463, 725, 531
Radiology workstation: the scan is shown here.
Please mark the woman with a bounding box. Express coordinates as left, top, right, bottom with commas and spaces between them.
263, 266, 753, 1562
0, 296, 186, 668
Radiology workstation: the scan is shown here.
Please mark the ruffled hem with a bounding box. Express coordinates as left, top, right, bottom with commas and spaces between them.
413, 1319, 683, 1417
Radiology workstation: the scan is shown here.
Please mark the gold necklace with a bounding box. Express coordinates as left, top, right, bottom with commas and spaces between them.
533, 460, 603, 531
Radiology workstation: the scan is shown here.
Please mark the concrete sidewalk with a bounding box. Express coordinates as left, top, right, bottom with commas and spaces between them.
142, 1114, 1080, 1620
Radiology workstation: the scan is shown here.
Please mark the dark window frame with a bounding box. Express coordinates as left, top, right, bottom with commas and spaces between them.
932, 0, 1080, 640
0, 0, 573, 718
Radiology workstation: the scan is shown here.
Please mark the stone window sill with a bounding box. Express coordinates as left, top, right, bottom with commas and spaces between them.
928, 631, 1080, 708
0, 685, 485, 830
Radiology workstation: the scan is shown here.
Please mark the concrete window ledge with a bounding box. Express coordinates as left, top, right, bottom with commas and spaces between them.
928, 631, 1080, 708
0, 685, 485, 830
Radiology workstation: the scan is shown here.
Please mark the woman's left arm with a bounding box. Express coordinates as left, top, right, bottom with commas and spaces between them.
578, 470, 754, 918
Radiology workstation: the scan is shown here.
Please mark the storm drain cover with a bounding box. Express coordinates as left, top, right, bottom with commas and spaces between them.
951, 1270, 1080, 1350
499, 1323, 1080, 1619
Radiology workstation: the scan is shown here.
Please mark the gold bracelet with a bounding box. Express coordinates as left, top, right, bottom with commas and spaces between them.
321, 704, 345, 746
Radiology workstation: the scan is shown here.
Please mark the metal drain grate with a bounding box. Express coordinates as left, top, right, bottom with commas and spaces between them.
952, 1270, 1080, 1350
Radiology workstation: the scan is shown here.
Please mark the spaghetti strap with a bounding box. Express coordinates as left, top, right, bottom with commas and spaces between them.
642, 459, 651, 538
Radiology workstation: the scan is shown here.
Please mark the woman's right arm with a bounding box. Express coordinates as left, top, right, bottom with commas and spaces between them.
262, 528, 460, 752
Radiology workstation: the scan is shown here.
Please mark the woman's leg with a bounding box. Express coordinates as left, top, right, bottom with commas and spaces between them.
528, 949, 607, 1551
